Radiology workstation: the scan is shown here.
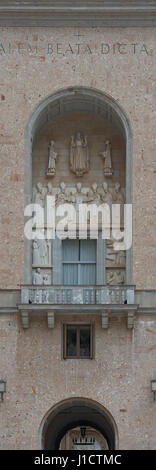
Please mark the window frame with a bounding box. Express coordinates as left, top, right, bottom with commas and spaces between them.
62, 238, 97, 285
63, 323, 93, 359
53, 232, 106, 286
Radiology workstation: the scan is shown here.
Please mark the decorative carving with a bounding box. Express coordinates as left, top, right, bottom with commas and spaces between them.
70, 132, 89, 176
43, 239, 51, 265
106, 239, 126, 268
100, 140, 113, 176
97, 182, 112, 205
33, 238, 51, 267
32, 268, 43, 285
32, 181, 125, 214
107, 270, 125, 285
43, 273, 51, 285
75, 182, 85, 203
33, 182, 47, 207
47, 140, 58, 177
86, 183, 101, 204
32, 238, 41, 266
112, 182, 125, 203
46, 182, 53, 195
34, 289, 42, 304
57, 182, 69, 204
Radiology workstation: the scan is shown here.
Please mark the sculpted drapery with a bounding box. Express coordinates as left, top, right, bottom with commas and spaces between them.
70, 132, 89, 176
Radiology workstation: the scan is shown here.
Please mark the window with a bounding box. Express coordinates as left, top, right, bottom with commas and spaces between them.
63, 324, 93, 359
62, 239, 96, 285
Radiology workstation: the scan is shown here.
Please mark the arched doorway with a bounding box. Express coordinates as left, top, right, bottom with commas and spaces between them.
24, 86, 132, 287
59, 426, 109, 450
39, 398, 119, 450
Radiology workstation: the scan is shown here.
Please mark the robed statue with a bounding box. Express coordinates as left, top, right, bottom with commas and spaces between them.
47, 140, 58, 177
100, 140, 113, 176
70, 132, 89, 177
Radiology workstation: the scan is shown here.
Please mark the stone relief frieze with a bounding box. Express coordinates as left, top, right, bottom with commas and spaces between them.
32, 180, 125, 207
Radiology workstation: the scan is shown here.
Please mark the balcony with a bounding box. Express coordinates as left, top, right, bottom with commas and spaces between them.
19, 284, 138, 329
21, 284, 135, 306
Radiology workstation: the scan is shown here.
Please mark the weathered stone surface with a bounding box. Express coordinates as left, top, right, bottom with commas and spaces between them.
0, 23, 156, 451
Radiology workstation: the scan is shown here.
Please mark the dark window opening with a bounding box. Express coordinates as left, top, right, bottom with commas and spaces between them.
63, 324, 93, 359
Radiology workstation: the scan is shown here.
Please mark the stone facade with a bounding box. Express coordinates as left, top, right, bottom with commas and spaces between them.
0, 14, 156, 450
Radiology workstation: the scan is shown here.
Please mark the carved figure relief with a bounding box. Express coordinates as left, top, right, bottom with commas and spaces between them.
32, 238, 41, 266
47, 140, 58, 177
107, 270, 125, 285
33, 238, 51, 266
33, 268, 43, 285
32, 269, 51, 287
106, 239, 126, 267
43, 273, 51, 285
97, 182, 112, 205
33, 182, 47, 207
86, 183, 101, 204
32, 181, 125, 211
112, 182, 125, 203
70, 132, 89, 176
100, 140, 113, 176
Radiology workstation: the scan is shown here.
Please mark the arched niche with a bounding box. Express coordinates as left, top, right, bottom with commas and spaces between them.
24, 86, 132, 285
39, 397, 119, 450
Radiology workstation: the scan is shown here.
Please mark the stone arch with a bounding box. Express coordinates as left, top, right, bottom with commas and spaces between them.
24, 86, 133, 284
39, 397, 119, 450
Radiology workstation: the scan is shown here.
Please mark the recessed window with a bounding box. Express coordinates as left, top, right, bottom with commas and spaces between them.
63, 324, 93, 359
62, 239, 96, 285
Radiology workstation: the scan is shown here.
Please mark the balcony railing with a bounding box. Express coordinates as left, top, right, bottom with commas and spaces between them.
21, 285, 135, 306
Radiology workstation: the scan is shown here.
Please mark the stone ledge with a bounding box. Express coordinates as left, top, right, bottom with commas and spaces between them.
0, 3, 156, 27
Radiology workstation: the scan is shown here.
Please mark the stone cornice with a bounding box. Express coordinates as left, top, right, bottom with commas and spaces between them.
0, 2, 156, 27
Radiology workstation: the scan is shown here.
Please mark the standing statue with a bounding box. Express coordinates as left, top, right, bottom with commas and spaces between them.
40, 239, 49, 265
32, 237, 41, 266
33, 268, 43, 285
100, 140, 113, 176
47, 140, 58, 177
32, 237, 51, 266
70, 132, 89, 177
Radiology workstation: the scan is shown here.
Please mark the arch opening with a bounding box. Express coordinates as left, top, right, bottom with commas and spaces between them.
39, 398, 119, 450
24, 86, 132, 285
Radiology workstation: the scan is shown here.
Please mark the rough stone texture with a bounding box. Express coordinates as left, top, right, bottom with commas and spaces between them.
0, 27, 155, 289
1, 313, 156, 449
0, 25, 156, 450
